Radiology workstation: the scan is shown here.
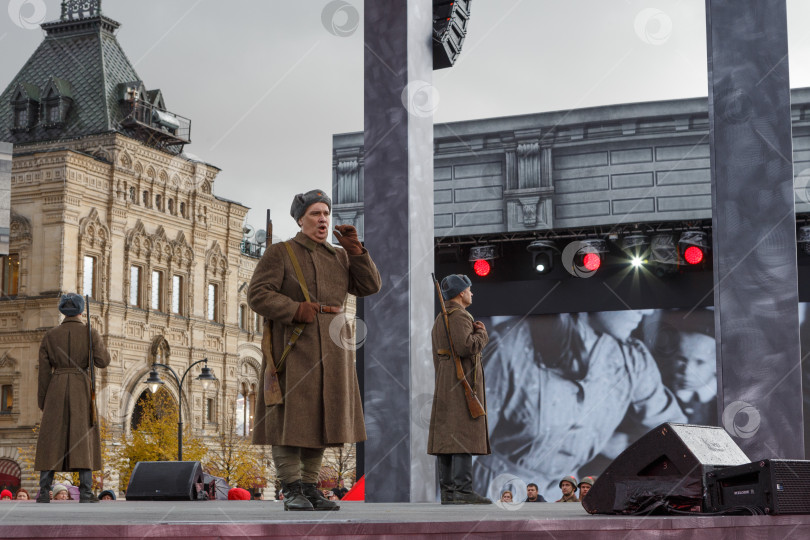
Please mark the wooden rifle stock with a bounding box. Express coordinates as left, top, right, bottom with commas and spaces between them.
431, 274, 486, 419
86, 295, 97, 427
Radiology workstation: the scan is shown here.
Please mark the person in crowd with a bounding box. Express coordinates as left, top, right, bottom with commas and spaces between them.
35, 293, 111, 504
1, 489, 11, 500
578, 476, 596, 498
477, 310, 686, 500
332, 479, 349, 499
15, 488, 30, 501
429, 274, 491, 505
649, 309, 716, 425
98, 490, 116, 501
326, 491, 339, 501
253, 491, 263, 500
249, 189, 381, 512
556, 476, 579, 503
52, 484, 71, 501
526, 482, 546, 502
500, 490, 513, 503
227, 487, 252, 500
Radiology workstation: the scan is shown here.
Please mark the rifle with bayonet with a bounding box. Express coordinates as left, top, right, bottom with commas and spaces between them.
86, 295, 96, 427
431, 273, 486, 419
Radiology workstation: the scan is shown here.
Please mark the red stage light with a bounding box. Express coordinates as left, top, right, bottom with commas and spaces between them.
683, 245, 704, 265
473, 259, 491, 277
582, 252, 601, 271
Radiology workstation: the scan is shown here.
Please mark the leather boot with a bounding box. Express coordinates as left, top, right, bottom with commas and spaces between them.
78, 469, 99, 503
451, 454, 491, 505
302, 483, 340, 511
438, 455, 459, 504
37, 471, 54, 503
280, 480, 314, 511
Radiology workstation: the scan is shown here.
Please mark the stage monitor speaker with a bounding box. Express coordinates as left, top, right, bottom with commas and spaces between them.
705, 459, 810, 514
126, 461, 205, 501
582, 423, 750, 515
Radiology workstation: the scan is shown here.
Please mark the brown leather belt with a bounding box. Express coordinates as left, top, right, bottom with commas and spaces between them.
319, 305, 343, 314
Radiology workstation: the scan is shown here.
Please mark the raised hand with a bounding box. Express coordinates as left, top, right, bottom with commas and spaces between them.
333, 225, 363, 255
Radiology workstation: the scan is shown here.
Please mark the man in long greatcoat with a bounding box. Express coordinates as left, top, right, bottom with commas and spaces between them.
35, 293, 111, 503
428, 274, 491, 504
249, 189, 381, 511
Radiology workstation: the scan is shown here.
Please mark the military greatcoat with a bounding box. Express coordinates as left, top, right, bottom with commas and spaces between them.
35, 316, 111, 471
249, 232, 381, 448
428, 300, 491, 455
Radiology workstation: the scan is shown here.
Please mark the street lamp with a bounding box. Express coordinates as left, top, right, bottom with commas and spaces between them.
144, 358, 217, 461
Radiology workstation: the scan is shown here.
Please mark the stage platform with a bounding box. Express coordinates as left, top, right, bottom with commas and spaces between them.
2, 501, 809, 539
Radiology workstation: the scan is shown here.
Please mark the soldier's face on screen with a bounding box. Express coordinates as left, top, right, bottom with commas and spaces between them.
670, 332, 716, 391
298, 202, 330, 243
588, 309, 653, 342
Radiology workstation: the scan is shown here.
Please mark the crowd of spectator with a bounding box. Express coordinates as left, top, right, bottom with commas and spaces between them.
499, 475, 597, 506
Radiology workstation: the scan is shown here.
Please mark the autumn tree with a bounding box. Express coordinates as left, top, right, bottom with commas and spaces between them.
119, 388, 207, 488
321, 443, 356, 488
203, 406, 269, 491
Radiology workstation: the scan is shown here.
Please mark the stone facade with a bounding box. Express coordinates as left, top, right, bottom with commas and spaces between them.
0, 132, 264, 493
334, 88, 810, 239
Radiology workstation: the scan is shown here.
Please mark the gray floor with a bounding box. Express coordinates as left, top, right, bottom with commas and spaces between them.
0, 500, 590, 525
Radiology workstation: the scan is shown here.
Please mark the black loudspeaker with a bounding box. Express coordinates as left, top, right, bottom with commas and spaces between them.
126, 461, 206, 501
705, 459, 810, 514
582, 423, 750, 514
432, 0, 471, 69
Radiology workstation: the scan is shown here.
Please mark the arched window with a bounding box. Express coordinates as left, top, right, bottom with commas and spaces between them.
167, 198, 174, 214
129, 187, 136, 202
180, 202, 186, 218
155, 194, 162, 211
142, 191, 150, 207
0, 459, 21, 492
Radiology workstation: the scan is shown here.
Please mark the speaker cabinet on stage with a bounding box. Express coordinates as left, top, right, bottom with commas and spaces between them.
126, 461, 206, 501
705, 459, 810, 514
582, 423, 750, 514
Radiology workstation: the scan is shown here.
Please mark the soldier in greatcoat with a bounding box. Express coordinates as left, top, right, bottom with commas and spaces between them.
428, 274, 491, 504
249, 189, 381, 511
35, 293, 111, 503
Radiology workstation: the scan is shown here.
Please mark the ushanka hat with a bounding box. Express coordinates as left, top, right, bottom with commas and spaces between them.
58, 293, 85, 317
440, 274, 472, 301
290, 189, 331, 222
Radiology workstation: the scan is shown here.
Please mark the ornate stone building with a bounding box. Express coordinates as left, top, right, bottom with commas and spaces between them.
0, 1, 264, 492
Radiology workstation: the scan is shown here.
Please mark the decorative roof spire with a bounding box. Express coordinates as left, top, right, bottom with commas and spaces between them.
60, 0, 101, 22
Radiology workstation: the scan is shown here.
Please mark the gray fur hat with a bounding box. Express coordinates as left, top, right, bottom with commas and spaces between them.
58, 293, 85, 317
441, 274, 472, 301
52, 484, 68, 497
290, 189, 331, 222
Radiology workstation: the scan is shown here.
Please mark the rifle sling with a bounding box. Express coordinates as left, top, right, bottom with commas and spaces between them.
277, 242, 312, 372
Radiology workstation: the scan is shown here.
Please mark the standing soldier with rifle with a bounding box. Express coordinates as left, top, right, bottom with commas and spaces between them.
35, 293, 110, 503
429, 274, 492, 504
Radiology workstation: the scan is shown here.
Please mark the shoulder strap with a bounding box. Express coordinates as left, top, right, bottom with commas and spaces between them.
447, 307, 474, 322
276, 242, 310, 371
284, 242, 311, 302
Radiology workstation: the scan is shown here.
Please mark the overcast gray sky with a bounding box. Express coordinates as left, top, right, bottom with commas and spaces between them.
3, 0, 810, 240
